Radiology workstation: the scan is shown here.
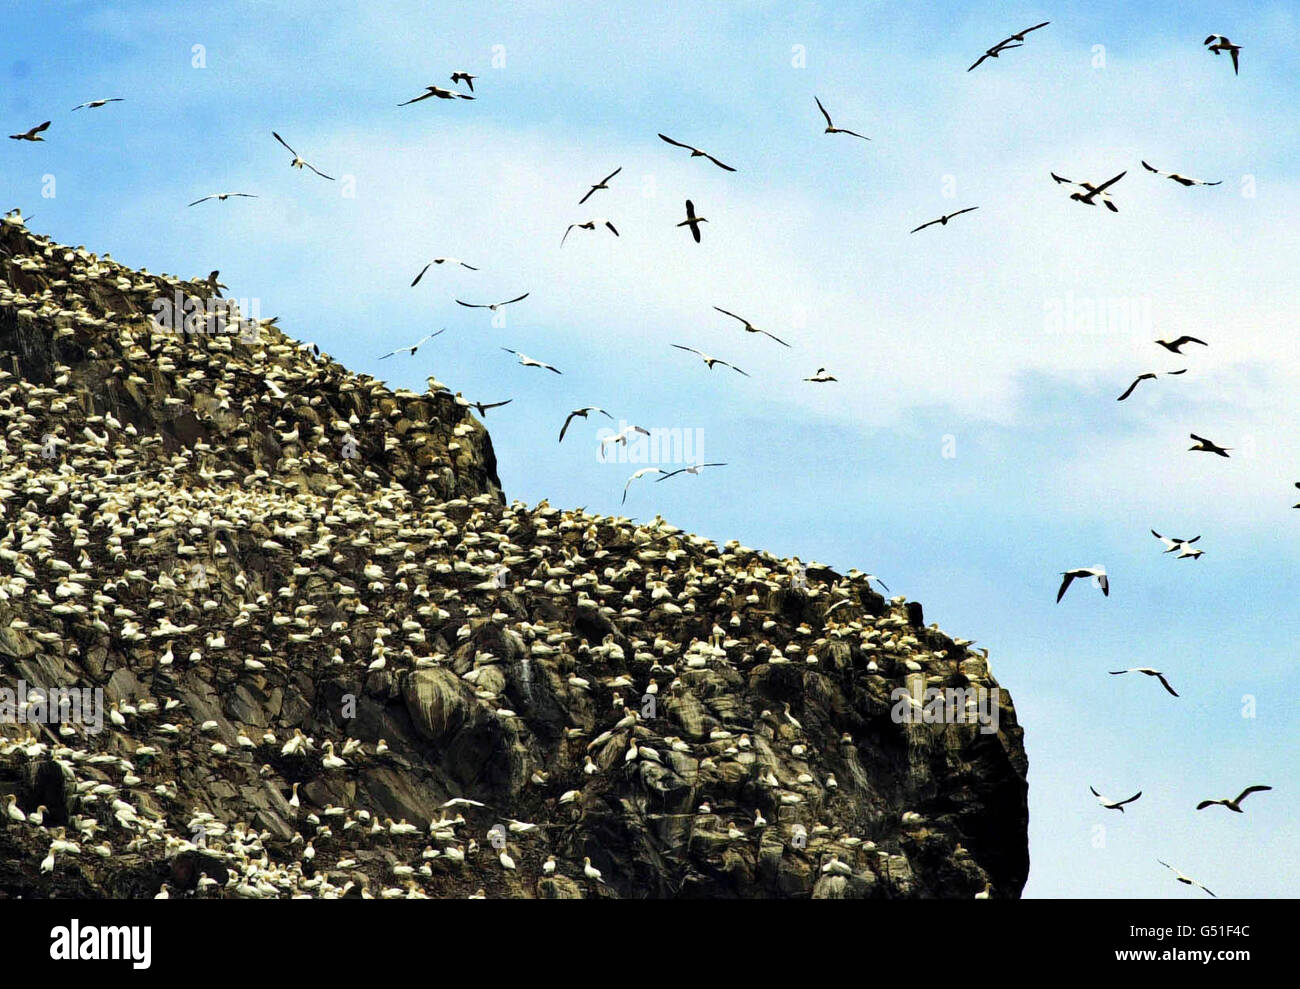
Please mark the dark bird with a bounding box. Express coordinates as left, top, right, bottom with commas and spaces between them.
378, 330, 444, 359
187, 192, 258, 207
814, 97, 870, 140
558, 407, 613, 442
1090, 786, 1143, 812
1116, 368, 1186, 401
1157, 860, 1216, 897
713, 307, 790, 346
1057, 566, 1108, 602
456, 293, 529, 311
272, 132, 334, 179
1204, 35, 1241, 75
1051, 171, 1126, 211
71, 98, 124, 111
562, 218, 619, 246
671, 344, 747, 376
1189, 433, 1230, 457
1109, 668, 1179, 697
9, 121, 50, 142
1004, 21, 1051, 43
411, 258, 479, 285
398, 85, 474, 105
678, 200, 707, 242
579, 167, 622, 205
967, 41, 1024, 72
1140, 160, 1222, 187
658, 133, 736, 171
1156, 335, 1208, 354
910, 206, 979, 234
1196, 785, 1271, 813
450, 72, 476, 92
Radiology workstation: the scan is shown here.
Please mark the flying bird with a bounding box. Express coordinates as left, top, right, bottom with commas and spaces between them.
8, 121, 50, 142
671, 344, 747, 376
814, 97, 870, 140
450, 72, 477, 92
1090, 786, 1142, 812
558, 407, 613, 443
411, 258, 479, 285
187, 192, 258, 207
456, 293, 529, 311
1189, 433, 1230, 457
599, 425, 651, 460
71, 98, 124, 111
456, 396, 513, 417
1109, 668, 1179, 697
562, 218, 619, 246
910, 207, 979, 234
1140, 160, 1222, 187
1151, 530, 1201, 553
1196, 785, 1271, 813
1056, 566, 1108, 602
803, 367, 837, 382
1003, 21, 1051, 43
398, 85, 474, 105
501, 348, 561, 374
378, 330, 444, 359
1116, 368, 1186, 401
1051, 171, 1126, 211
678, 200, 707, 243
655, 463, 728, 482
1157, 860, 1216, 897
579, 167, 622, 205
713, 307, 790, 347
1156, 335, 1207, 354
658, 133, 736, 171
1204, 35, 1241, 75
967, 41, 1024, 72
272, 132, 334, 180
623, 467, 669, 504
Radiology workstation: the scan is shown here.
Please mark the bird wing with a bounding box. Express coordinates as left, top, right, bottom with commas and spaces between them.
578, 186, 597, 205
561, 224, 576, 246
272, 132, 298, 156
543, 362, 561, 374
1235, 785, 1271, 804
951, 206, 979, 219
1176, 335, 1207, 348
761, 329, 791, 347
704, 152, 737, 171
967, 53, 989, 71
1020, 21, 1050, 35
689, 219, 702, 242
397, 91, 437, 106
1230, 48, 1239, 74
1089, 786, 1101, 797
557, 412, 581, 442
684, 199, 697, 220
815, 96, 834, 128
1195, 799, 1223, 810
457, 300, 487, 308
725, 362, 750, 377
477, 400, 512, 411
605, 221, 619, 236
1056, 573, 1075, 602
410, 263, 432, 287
304, 162, 335, 180
1050, 172, 1073, 186
1116, 374, 1149, 401
1116, 792, 1142, 806
377, 350, 400, 360
499, 293, 530, 306
713, 306, 745, 324
838, 129, 871, 141
910, 219, 940, 234
672, 345, 702, 357
33, 120, 51, 134
1091, 171, 1127, 195
658, 133, 693, 150
500, 347, 519, 355
1098, 574, 1109, 596
187, 196, 215, 207
654, 468, 689, 482
1155, 673, 1178, 697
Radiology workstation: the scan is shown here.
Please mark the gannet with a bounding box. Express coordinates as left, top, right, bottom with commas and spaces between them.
272, 132, 334, 180
1108, 668, 1179, 697
1089, 786, 1142, 812
1195, 785, 1271, 813
579, 166, 622, 204
657, 133, 736, 171
1056, 566, 1107, 602
677, 200, 708, 242
813, 96, 870, 140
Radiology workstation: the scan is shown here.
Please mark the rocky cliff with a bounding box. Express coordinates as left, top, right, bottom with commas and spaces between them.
0, 213, 1029, 899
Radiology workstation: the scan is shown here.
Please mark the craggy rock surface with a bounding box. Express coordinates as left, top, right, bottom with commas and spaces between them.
0, 215, 1028, 899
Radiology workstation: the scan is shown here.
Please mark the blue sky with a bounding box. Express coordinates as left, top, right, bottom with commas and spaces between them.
4, 0, 1297, 897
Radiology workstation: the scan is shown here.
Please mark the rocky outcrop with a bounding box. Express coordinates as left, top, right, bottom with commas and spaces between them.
0, 213, 1028, 899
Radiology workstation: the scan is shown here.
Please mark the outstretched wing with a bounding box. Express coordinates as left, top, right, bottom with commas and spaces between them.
814, 96, 834, 128
272, 131, 297, 156
411, 263, 432, 287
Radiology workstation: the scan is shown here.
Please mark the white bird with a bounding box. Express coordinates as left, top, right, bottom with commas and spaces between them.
411, 259, 478, 285
562, 218, 619, 246
1196, 785, 1271, 813
272, 132, 334, 179
71, 98, 125, 111
1108, 668, 1179, 698
672, 344, 748, 376
1056, 566, 1107, 602
1157, 859, 1216, 897
1050, 170, 1126, 211
713, 306, 791, 347
655, 463, 727, 483
9, 121, 50, 142
398, 84, 475, 104
457, 293, 529, 311
803, 367, 837, 382
1140, 160, 1222, 187
559, 406, 613, 442
378, 330, 444, 359
1151, 530, 1200, 554
582, 857, 603, 882
1090, 786, 1142, 812
599, 425, 650, 460
623, 467, 669, 503
814, 96, 870, 140
501, 348, 561, 374
187, 192, 258, 207
498, 849, 516, 870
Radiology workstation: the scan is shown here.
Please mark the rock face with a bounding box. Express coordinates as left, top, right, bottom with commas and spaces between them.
0, 214, 1029, 899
